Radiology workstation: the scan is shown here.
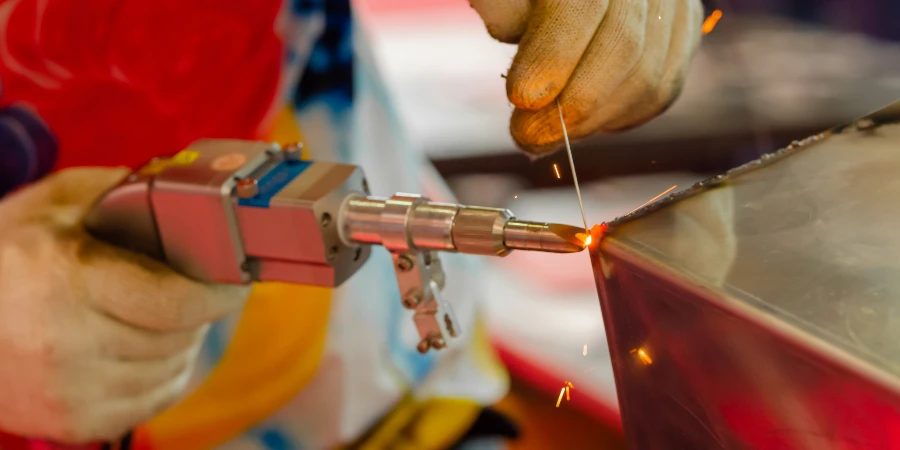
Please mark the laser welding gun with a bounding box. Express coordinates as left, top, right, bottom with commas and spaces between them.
26, 139, 587, 449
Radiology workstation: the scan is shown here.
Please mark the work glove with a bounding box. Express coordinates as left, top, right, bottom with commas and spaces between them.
471, 0, 705, 157
0, 168, 250, 444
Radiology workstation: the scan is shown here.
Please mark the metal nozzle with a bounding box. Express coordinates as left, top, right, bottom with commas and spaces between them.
503, 221, 587, 253
341, 195, 586, 255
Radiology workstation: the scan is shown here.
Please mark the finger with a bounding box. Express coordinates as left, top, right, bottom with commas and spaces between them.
570, 0, 673, 136
506, 0, 611, 111
510, 0, 648, 156
603, 0, 703, 131
77, 236, 250, 331
74, 340, 201, 400
0, 167, 130, 226
469, 0, 532, 44
73, 354, 197, 443
88, 308, 207, 360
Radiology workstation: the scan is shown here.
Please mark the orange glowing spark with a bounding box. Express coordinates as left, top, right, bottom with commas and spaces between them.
567, 381, 575, 389
627, 185, 677, 215
565, 386, 570, 401
556, 387, 565, 407
702, 9, 723, 35
583, 344, 588, 356
553, 164, 561, 179
632, 348, 653, 365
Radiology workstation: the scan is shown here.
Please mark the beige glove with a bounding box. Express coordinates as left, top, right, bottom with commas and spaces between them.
471, 0, 705, 157
0, 168, 250, 443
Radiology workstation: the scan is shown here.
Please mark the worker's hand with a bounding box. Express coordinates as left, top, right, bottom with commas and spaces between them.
0, 168, 250, 444
471, 0, 705, 157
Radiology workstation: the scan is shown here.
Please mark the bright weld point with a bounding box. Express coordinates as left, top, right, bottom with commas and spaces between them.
556, 387, 565, 407
584, 235, 592, 247
627, 185, 677, 216
553, 164, 561, 179
702, 9, 723, 35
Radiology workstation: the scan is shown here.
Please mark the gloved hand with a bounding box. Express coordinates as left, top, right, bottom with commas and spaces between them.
471, 0, 705, 157
0, 168, 250, 444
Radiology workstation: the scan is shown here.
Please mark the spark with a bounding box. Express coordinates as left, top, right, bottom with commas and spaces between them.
702, 9, 723, 35
553, 163, 561, 179
567, 381, 575, 389
583, 344, 588, 356
514, 195, 518, 198
566, 386, 570, 401
556, 387, 565, 407
631, 348, 653, 365
626, 185, 677, 215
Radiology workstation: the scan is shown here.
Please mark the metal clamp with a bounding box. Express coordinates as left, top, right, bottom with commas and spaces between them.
379, 193, 460, 353
391, 250, 459, 353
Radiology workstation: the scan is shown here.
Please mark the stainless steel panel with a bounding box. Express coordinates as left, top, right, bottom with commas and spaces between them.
592, 101, 900, 449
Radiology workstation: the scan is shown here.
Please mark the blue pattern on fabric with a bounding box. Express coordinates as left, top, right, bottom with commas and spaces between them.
202, 321, 227, 367
252, 427, 299, 450
292, 0, 353, 113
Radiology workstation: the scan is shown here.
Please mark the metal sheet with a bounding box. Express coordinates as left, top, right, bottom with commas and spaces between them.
592, 101, 900, 449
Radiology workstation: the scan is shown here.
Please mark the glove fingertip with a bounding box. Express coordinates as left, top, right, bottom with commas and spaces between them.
510, 105, 564, 141
506, 72, 560, 111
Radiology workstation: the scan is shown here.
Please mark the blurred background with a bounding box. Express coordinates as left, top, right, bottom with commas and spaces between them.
352, 1, 900, 448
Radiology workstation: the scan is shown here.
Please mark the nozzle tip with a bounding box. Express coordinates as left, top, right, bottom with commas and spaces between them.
504, 221, 587, 253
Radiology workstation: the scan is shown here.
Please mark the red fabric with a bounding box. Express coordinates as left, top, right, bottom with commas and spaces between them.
0, 0, 284, 171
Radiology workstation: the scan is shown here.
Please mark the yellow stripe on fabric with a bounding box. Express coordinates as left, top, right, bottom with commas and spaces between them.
142, 283, 332, 450
139, 112, 325, 449
346, 397, 483, 450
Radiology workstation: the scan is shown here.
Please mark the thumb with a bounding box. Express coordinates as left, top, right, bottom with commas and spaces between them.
470, 0, 531, 44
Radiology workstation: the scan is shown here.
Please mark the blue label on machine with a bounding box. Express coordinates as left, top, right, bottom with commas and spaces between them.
238, 160, 312, 208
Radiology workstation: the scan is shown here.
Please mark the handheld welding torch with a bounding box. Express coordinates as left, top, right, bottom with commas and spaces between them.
29, 139, 586, 450
85, 139, 587, 354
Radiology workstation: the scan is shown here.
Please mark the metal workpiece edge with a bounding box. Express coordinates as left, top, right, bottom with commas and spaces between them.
607, 101, 900, 229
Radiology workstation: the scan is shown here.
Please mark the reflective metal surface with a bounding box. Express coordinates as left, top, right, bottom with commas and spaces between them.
592, 101, 900, 449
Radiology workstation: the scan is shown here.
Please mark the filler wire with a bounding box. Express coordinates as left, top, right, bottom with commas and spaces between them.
557, 99, 589, 234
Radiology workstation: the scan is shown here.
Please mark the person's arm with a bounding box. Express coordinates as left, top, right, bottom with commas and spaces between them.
0, 168, 250, 444
471, 0, 705, 157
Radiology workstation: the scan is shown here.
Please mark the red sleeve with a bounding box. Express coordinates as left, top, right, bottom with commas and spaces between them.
0, 0, 284, 170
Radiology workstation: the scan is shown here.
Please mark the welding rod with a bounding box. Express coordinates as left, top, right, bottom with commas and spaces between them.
340, 195, 586, 256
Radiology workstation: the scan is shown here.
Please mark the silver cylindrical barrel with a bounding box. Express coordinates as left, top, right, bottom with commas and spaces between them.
451, 207, 514, 256
342, 195, 459, 252
341, 195, 386, 245
409, 202, 459, 251
341, 194, 585, 255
